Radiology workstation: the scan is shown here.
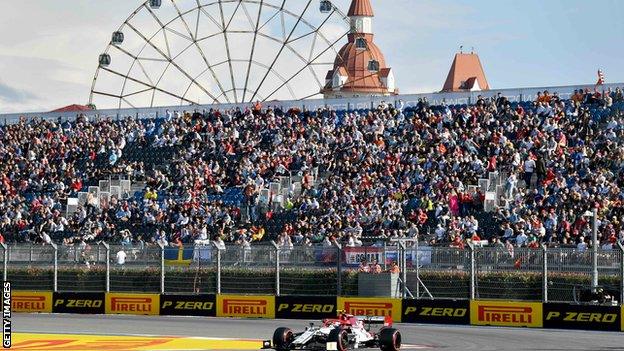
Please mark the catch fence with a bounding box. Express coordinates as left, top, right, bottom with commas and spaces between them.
3, 241, 623, 304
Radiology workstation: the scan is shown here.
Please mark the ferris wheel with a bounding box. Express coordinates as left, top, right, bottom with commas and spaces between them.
89, 0, 351, 109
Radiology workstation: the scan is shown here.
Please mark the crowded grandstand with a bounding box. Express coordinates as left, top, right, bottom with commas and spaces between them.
1, 87, 622, 254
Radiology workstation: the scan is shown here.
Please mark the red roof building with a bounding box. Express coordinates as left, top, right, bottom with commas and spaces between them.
50, 104, 93, 113
323, 0, 397, 99
442, 52, 490, 92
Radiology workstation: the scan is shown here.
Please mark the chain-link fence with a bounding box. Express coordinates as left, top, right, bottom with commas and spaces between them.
57, 243, 108, 292
279, 246, 338, 296
221, 244, 276, 294
547, 248, 622, 303
6, 244, 55, 291
407, 246, 471, 299
164, 245, 217, 294
108, 245, 161, 292
2, 242, 623, 303
475, 247, 544, 301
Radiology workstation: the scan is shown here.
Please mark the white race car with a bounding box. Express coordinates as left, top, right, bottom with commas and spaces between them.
262, 312, 401, 351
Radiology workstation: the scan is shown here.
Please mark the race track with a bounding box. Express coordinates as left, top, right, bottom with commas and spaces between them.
12, 314, 624, 351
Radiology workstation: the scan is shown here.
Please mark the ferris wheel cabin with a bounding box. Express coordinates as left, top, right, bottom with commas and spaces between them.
98, 53, 111, 67
149, 0, 162, 9
320, 1, 332, 13
112, 31, 124, 45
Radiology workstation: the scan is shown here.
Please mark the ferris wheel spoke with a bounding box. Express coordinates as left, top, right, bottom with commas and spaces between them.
199, 6, 224, 31
164, 27, 194, 42
194, 3, 202, 40
262, 25, 350, 102
289, 6, 334, 46
260, 2, 345, 59
250, 59, 296, 99
135, 59, 156, 86
215, 88, 265, 102
125, 21, 219, 103
218, 0, 240, 102
122, 87, 154, 99
249, 0, 313, 102
121, 97, 137, 109
96, 66, 198, 105
242, 0, 263, 103
145, 5, 174, 58
240, 1, 257, 31
223, 0, 243, 31
169, 1, 231, 103
256, 0, 284, 32
307, 32, 318, 62
112, 41, 160, 104
170, 1, 196, 41
181, 67, 210, 103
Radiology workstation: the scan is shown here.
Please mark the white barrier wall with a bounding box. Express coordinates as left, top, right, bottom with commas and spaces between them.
1, 82, 621, 125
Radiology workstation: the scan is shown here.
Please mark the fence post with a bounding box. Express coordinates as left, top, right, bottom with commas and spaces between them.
334, 242, 342, 296
212, 242, 221, 294
399, 241, 408, 299
271, 241, 280, 296
415, 237, 420, 299
1, 243, 6, 282
542, 244, 548, 303
467, 242, 475, 300
591, 208, 598, 290
618, 242, 624, 305
157, 242, 165, 294
102, 242, 110, 292
51, 243, 58, 292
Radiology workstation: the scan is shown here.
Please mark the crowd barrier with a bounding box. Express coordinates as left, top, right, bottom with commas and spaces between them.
11, 290, 624, 332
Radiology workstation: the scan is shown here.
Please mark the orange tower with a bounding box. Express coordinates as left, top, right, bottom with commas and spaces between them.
442, 51, 490, 92
322, 0, 397, 99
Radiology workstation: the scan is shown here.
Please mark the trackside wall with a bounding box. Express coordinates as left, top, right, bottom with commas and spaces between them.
11, 291, 624, 332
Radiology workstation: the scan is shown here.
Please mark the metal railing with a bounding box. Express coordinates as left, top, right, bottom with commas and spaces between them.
3, 241, 623, 304
2, 82, 622, 125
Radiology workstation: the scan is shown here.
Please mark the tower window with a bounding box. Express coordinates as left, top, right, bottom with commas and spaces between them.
355, 38, 367, 49
368, 60, 379, 72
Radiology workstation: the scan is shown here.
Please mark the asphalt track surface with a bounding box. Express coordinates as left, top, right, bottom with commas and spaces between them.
12, 314, 624, 351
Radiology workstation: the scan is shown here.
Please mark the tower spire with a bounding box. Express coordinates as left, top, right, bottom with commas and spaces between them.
348, 0, 374, 17
322, 0, 397, 98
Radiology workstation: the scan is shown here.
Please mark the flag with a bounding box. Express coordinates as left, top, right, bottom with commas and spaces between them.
596, 70, 605, 85
164, 245, 193, 266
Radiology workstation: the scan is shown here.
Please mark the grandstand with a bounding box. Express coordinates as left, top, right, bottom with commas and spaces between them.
0, 84, 622, 255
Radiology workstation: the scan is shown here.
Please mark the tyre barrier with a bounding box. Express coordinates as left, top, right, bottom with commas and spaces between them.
10, 291, 624, 332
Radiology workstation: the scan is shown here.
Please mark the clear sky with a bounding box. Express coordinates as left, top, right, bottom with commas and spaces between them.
0, 0, 622, 113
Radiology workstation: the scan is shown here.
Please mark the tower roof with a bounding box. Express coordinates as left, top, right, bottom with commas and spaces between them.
348, 0, 374, 17
442, 53, 490, 92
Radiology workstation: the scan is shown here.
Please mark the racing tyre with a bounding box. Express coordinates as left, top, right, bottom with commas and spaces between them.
327, 327, 349, 351
272, 327, 294, 351
379, 328, 401, 351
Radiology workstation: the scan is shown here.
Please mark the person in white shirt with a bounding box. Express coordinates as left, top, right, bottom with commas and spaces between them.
577, 237, 587, 253
41, 232, 52, 245
505, 173, 517, 199
214, 237, 226, 250
523, 158, 536, 188
116, 249, 127, 265
435, 224, 446, 241
515, 231, 528, 247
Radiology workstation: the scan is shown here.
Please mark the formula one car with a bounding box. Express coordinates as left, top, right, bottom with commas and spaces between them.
261, 312, 401, 351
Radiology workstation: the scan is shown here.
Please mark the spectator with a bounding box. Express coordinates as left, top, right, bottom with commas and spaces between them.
116, 249, 126, 265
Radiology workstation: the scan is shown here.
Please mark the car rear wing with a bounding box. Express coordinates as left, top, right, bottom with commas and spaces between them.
355, 315, 393, 327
